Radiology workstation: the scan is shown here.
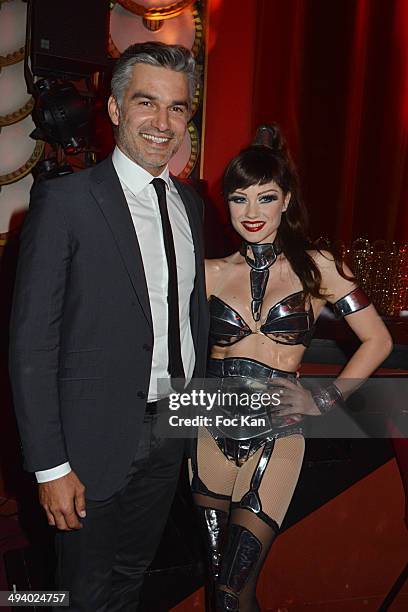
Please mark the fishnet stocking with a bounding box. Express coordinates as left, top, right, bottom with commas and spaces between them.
190, 429, 304, 611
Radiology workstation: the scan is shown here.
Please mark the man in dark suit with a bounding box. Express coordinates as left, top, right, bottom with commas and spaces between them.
9, 42, 208, 610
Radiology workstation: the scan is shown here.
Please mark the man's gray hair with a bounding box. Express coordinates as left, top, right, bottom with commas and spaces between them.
111, 41, 198, 109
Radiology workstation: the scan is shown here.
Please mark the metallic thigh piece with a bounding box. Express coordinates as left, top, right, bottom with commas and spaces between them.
216, 590, 240, 611
196, 507, 229, 581
332, 286, 371, 317
219, 524, 262, 593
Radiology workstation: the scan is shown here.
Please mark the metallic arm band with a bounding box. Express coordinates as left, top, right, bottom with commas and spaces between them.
312, 382, 346, 415
332, 287, 371, 317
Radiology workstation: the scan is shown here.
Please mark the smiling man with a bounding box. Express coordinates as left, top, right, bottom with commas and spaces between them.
109, 61, 189, 173
9, 43, 209, 611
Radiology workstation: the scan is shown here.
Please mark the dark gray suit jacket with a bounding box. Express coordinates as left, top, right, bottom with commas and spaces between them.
9, 157, 209, 499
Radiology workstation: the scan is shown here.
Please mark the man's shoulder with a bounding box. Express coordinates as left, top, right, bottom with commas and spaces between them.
171, 177, 204, 222
34, 156, 113, 196
171, 176, 201, 201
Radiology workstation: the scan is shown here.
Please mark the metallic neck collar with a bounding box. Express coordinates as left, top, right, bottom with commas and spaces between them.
239, 239, 282, 271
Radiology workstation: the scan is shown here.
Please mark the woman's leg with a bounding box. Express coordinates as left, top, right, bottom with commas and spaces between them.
189, 427, 238, 610
216, 435, 305, 611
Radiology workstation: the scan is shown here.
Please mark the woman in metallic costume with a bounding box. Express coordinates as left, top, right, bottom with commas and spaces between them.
189, 125, 393, 611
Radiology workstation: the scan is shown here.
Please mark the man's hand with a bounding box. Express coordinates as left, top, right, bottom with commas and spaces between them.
39, 471, 86, 531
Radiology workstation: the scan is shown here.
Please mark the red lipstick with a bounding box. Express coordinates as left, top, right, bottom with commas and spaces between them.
241, 221, 266, 232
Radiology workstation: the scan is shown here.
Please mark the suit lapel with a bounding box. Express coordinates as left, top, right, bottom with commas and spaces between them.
172, 178, 206, 347
90, 158, 152, 329
172, 177, 203, 270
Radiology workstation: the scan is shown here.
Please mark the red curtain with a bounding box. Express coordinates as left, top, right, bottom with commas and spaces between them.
204, 0, 408, 243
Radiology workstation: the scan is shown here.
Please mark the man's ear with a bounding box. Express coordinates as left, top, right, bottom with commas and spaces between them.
108, 95, 120, 126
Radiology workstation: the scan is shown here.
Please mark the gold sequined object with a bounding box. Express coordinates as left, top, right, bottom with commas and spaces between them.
317, 238, 408, 316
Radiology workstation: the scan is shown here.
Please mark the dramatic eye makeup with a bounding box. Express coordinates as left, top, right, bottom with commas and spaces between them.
228, 195, 247, 204
228, 189, 281, 204
258, 193, 279, 203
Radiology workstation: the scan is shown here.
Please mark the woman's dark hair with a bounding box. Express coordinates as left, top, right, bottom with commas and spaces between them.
222, 124, 350, 298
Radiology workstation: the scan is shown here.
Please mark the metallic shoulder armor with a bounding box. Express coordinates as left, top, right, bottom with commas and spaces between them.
332, 287, 371, 317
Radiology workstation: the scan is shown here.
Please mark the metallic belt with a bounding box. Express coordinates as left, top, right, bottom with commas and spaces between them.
206, 357, 302, 442
207, 357, 296, 381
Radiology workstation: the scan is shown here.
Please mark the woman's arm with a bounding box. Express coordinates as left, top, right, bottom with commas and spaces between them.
276, 252, 393, 417
316, 251, 393, 397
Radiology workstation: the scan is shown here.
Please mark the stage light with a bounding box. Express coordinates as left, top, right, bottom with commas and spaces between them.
30, 78, 91, 152
32, 157, 74, 182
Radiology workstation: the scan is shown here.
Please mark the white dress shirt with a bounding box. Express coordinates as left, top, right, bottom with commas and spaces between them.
36, 147, 196, 483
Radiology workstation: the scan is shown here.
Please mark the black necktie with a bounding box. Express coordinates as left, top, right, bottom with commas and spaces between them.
151, 178, 185, 388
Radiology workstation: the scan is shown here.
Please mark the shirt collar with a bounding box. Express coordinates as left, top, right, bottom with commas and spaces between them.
112, 146, 171, 196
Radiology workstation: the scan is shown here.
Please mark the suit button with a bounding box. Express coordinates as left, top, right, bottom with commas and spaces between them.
137, 391, 146, 399
142, 343, 152, 352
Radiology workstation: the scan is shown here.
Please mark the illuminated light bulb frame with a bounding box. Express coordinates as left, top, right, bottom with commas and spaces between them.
0, 139, 45, 186
115, 0, 195, 20
176, 121, 199, 179
108, 4, 203, 60
142, 16, 163, 31
0, 0, 24, 66
0, 0, 25, 65
108, 3, 203, 116
0, 0, 26, 65
0, 1, 42, 185
0, 46, 25, 67
0, 0, 201, 200
0, 17, 34, 125
0, 97, 35, 127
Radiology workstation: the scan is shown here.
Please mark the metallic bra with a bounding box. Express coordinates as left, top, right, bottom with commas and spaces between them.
209, 290, 315, 348
209, 286, 371, 349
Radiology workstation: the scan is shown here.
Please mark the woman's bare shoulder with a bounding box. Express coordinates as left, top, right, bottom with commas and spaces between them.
205, 253, 237, 272
307, 249, 358, 302
205, 253, 240, 296
307, 249, 336, 270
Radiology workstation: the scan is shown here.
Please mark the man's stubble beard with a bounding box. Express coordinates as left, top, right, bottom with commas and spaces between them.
116, 116, 182, 173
